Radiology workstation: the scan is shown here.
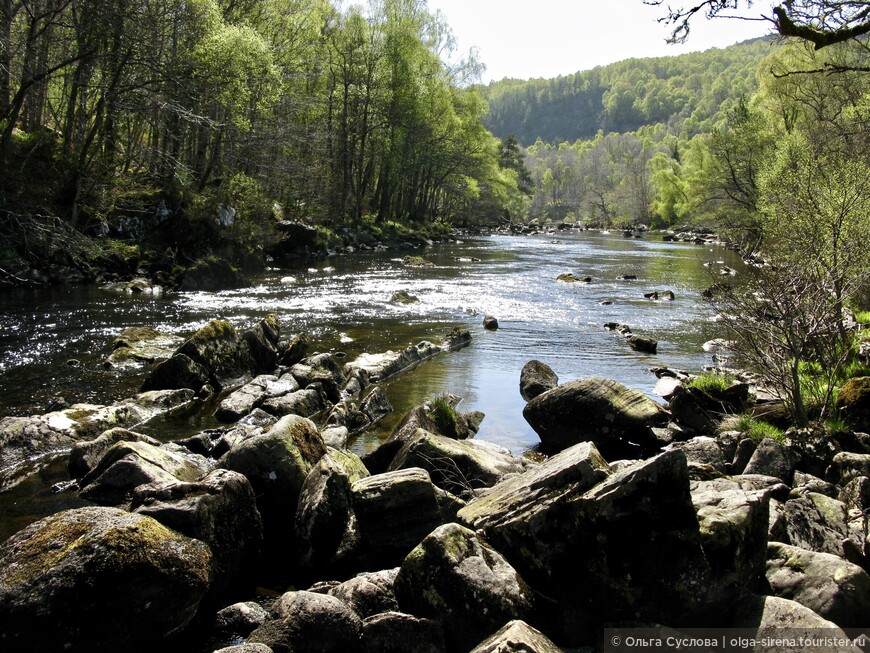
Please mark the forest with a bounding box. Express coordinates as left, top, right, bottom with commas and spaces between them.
0, 0, 529, 263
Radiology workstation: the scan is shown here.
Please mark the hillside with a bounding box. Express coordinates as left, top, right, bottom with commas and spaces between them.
482, 37, 777, 145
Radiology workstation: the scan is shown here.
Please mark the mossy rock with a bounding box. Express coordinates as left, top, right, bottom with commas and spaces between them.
839, 376, 870, 432
0, 507, 211, 652
402, 255, 434, 268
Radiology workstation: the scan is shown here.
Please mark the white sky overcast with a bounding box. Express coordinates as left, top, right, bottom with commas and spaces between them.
426, 0, 774, 83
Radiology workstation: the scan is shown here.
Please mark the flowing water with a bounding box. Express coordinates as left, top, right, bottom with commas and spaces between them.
0, 231, 741, 537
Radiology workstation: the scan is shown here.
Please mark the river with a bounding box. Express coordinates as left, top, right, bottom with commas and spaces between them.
1, 230, 741, 453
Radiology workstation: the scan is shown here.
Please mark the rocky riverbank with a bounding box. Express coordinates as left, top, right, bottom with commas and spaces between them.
2, 310, 870, 652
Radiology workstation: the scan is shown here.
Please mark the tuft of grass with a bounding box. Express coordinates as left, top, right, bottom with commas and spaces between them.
853, 310, 870, 326
824, 416, 850, 433
688, 372, 735, 395
732, 414, 785, 444
428, 394, 458, 438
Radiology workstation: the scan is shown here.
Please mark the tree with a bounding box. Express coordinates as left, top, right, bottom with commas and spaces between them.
644, 0, 870, 51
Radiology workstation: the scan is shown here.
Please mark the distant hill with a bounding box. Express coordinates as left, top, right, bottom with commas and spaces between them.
481, 37, 777, 145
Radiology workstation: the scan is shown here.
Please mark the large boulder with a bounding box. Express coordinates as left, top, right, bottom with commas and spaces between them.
69, 428, 161, 478
522, 377, 668, 457
261, 386, 328, 419
773, 492, 864, 561
218, 414, 326, 564
743, 437, 801, 484
295, 449, 369, 576
176, 319, 256, 390
0, 507, 211, 653
360, 612, 445, 653
395, 523, 535, 653
328, 568, 399, 618
242, 314, 281, 375
247, 590, 363, 653
468, 620, 563, 653
139, 353, 211, 392
179, 257, 249, 291
78, 439, 210, 505
462, 449, 712, 644
214, 374, 300, 423
344, 342, 444, 382
131, 468, 263, 602
388, 430, 531, 498
104, 327, 182, 369
731, 594, 862, 652
351, 468, 450, 569
766, 542, 870, 628
690, 477, 770, 606
291, 353, 346, 403
518, 360, 559, 401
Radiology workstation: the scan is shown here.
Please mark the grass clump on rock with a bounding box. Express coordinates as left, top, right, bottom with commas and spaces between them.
687, 372, 735, 395
428, 394, 458, 439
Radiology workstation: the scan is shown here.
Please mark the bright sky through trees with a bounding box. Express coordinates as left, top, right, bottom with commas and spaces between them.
427, 0, 772, 82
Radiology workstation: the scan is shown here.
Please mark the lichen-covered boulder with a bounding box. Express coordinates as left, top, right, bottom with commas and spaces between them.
247, 591, 362, 653
295, 449, 369, 576
0, 507, 211, 653
290, 353, 346, 403
773, 492, 864, 561
731, 594, 862, 652
671, 436, 727, 472
175, 319, 256, 390
690, 477, 770, 606
522, 377, 667, 457
69, 428, 161, 478
468, 620, 562, 653
328, 568, 399, 618
131, 468, 263, 602
395, 523, 535, 653
351, 468, 450, 569
766, 542, 870, 628
242, 314, 281, 375
105, 326, 182, 369
463, 449, 712, 644
261, 386, 328, 419
361, 612, 445, 653
518, 360, 559, 402
79, 440, 210, 505
218, 414, 326, 563
388, 430, 531, 498
826, 452, 870, 487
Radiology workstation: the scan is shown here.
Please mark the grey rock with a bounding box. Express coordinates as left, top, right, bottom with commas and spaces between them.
131, 468, 263, 601
329, 568, 400, 618
261, 386, 327, 419
214, 601, 269, 639
522, 376, 668, 457
351, 468, 449, 569
766, 542, 870, 628
826, 452, 870, 487
518, 360, 559, 402
361, 612, 445, 653
69, 427, 161, 478
743, 438, 801, 484
395, 523, 535, 653
468, 620, 563, 653
671, 436, 727, 472
247, 591, 362, 653
388, 430, 531, 499
0, 507, 211, 653
344, 341, 443, 382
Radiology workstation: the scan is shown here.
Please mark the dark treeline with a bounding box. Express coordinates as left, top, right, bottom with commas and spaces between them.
0, 0, 529, 243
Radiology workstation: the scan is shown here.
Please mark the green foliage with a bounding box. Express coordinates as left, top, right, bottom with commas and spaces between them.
428, 394, 458, 438
732, 414, 786, 444
688, 372, 735, 395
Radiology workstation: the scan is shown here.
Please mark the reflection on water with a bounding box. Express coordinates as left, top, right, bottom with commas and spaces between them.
0, 232, 741, 455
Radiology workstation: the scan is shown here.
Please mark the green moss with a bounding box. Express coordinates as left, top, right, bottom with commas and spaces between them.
403, 255, 434, 268
190, 319, 237, 344
3, 518, 91, 587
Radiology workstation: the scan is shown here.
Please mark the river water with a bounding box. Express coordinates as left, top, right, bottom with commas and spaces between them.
1, 231, 741, 458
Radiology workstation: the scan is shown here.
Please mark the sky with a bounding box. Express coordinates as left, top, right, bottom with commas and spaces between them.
426, 0, 773, 83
